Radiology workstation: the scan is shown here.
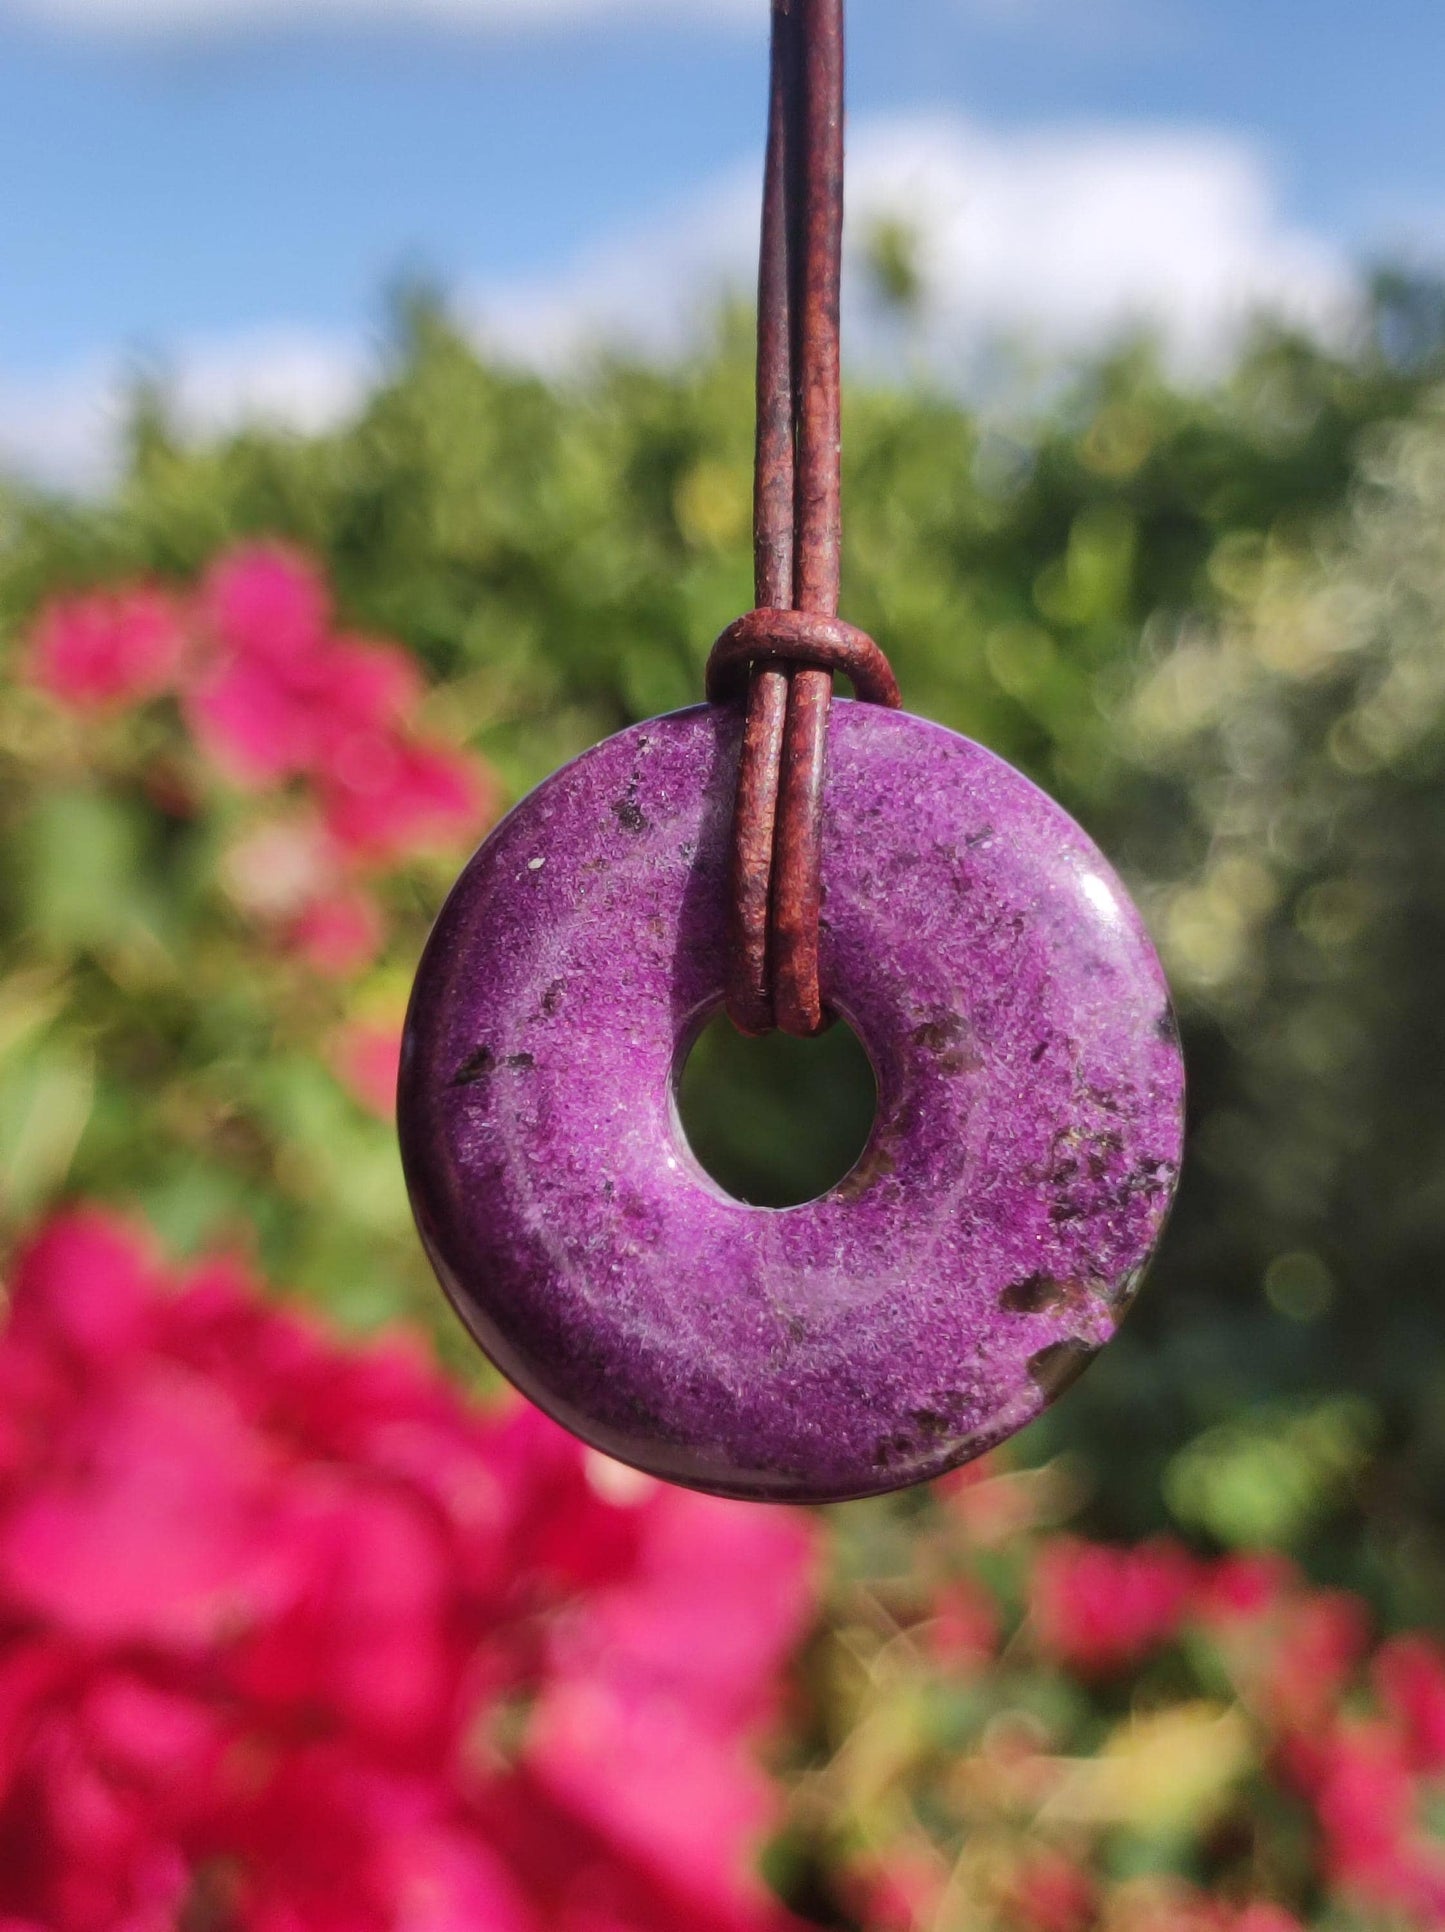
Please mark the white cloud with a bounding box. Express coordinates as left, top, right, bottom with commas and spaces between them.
0, 113, 1357, 491
0, 361, 133, 496
5, 0, 756, 34
167, 328, 373, 435
0, 328, 370, 492
472, 113, 1356, 381
858, 115, 1352, 370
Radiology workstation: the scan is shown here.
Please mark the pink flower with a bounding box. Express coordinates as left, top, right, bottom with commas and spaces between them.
331, 1019, 403, 1118
924, 1577, 999, 1672
1199, 1562, 1372, 1742
1029, 1536, 1196, 1676
0, 1358, 288, 1649
27, 587, 187, 711
847, 1846, 947, 1932
200, 542, 331, 665
1195, 1551, 1298, 1626
192, 550, 387, 769
526, 1479, 818, 1918
1375, 1635, 1445, 1775
184, 542, 495, 865
186, 648, 330, 782
1259, 1590, 1372, 1734
42, 543, 497, 880
318, 734, 491, 865
1007, 1853, 1096, 1932
219, 817, 385, 974
0, 1206, 160, 1368
0, 1205, 819, 1932
320, 630, 425, 724
23, 545, 496, 885
285, 884, 386, 977
187, 615, 420, 791
1283, 1719, 1445, 1917
1228, 1909, 1305, 1932
220, 814, 337, 921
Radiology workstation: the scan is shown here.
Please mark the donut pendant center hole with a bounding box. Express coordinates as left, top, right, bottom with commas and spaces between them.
673, 1011, 878, 1208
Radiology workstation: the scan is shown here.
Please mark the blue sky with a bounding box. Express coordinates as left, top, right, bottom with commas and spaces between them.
1, 0, 1441, 480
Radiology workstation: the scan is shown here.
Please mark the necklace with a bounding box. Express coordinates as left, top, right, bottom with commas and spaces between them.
398, 0, 1185, 1503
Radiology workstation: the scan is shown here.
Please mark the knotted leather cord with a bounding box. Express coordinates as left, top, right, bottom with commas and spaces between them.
708, 0, 899, 1039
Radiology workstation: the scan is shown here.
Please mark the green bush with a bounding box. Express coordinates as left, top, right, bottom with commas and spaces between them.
3, 288, 1444, 1612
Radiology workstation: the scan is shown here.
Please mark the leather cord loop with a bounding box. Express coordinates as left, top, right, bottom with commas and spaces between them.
714, 0, 900, 1040
707, 610, 902, 710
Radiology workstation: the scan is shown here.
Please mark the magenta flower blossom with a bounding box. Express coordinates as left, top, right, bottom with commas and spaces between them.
1375, 1635, 1445, 1776
0, 1208, 818, 1932
200, 542, 332, 667
331, 1018, 404, 1117
187, 548, 492, 854
285, 882, 387, 979
26, 587, 188, 711
23, 542, 490, 865
1029, 1535, 1196, 1677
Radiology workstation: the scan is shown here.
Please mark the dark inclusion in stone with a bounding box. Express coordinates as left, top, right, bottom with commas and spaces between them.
451, 1045, 535, 1085
612, 777, 648, 834
451, 1045, 497, 1088
910, 1010, 983, 1075
1027, 1339, 1101, 1400
1001, 1272, 1105, 1317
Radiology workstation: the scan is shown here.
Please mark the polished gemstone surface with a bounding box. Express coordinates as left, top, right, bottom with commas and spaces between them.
399, 703, 1185, 1503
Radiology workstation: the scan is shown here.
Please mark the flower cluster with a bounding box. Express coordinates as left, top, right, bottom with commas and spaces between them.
822, 1468, 1445, 1932
0, 1207, 818, 1932
27, 547, 495, 986
1029, 1535, 1196, 1678
1033, 1539, 1445, 1917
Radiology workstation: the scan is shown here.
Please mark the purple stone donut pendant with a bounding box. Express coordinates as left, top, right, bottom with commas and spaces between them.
399, 702, 1185, 1503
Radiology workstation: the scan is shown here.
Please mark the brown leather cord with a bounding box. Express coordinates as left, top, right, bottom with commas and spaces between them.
709, 0, 900, 1039
708, 610, 900, 709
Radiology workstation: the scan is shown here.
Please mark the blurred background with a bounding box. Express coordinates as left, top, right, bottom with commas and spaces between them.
3, 2, 1445, 1927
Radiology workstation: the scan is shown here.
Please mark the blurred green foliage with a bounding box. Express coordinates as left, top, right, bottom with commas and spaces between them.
676, 1013, 878, 1209
4, 277, 1445, 1623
